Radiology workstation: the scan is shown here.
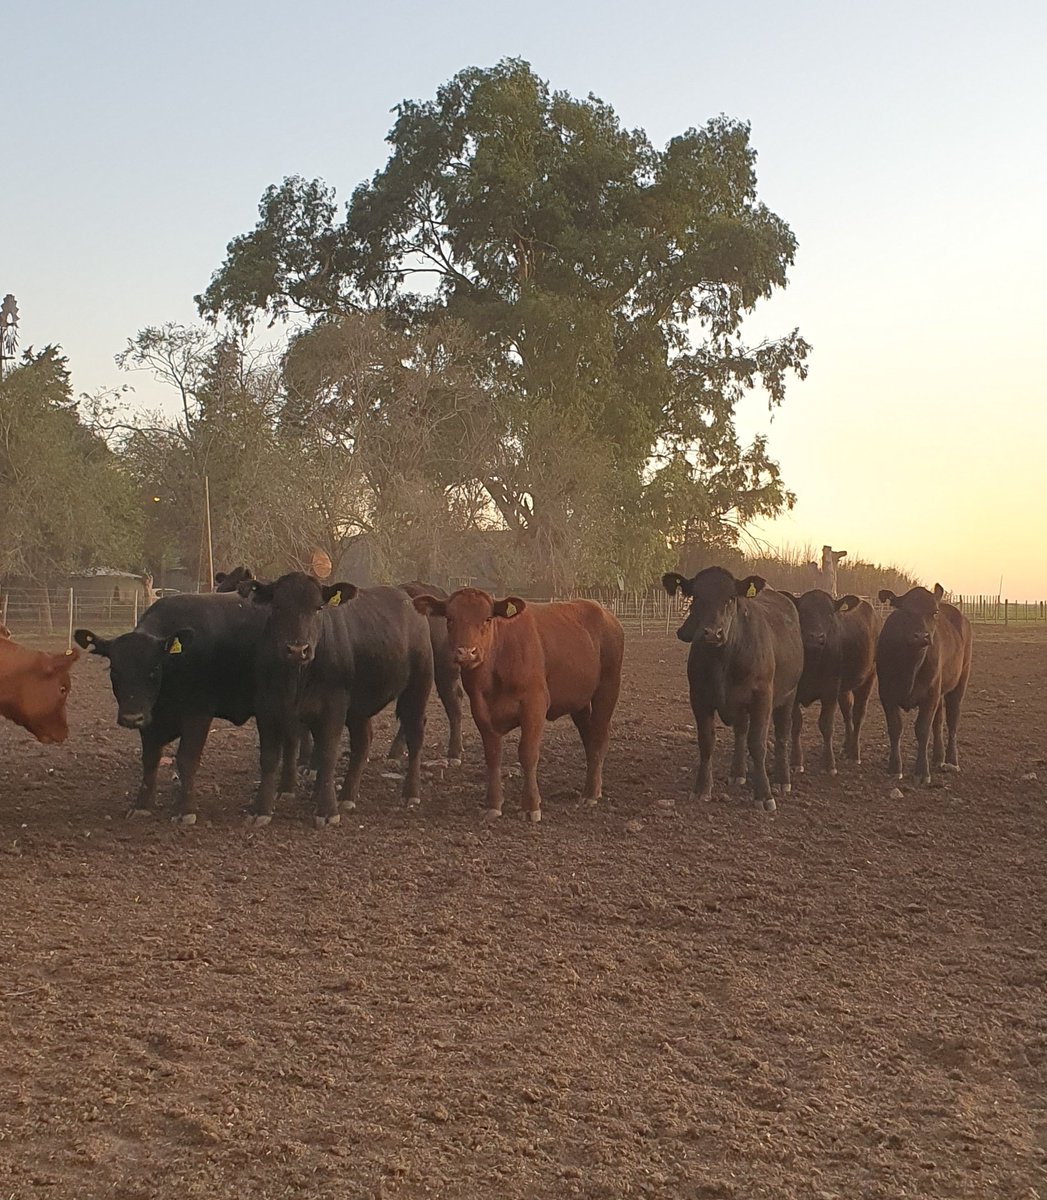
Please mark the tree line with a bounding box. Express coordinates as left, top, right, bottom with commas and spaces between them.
2, 59, 813, 591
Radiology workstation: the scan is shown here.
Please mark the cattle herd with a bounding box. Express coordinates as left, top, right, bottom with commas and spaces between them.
0, 565, 974, 825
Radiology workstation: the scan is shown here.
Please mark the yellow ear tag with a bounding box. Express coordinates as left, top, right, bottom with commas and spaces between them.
169, 637, 183, 655
746, 584, 757, 598
839, 601, 850, 612
504, 601, 516, 616
65, 649, 74, 656
328, 590, 341, 607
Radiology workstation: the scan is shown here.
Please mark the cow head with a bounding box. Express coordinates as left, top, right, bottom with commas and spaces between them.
789, 589, 859, 653
214, 565, 254, 593
662, 568, 765, 646
0, 646, 79, 743
878, 584, 945, 651
413, 587, 525, 670
245, 572, 357, 664
74, 627, 193, 728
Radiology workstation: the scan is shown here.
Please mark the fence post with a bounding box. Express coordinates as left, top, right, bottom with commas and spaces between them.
67, 587, 74, 651
133, 590, 139, 627
639, 596, 645, 638
1004, 599, 1009, 626
1, 592, 7, 629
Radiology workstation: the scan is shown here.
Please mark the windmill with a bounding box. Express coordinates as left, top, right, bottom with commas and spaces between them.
0, 294, 18, 379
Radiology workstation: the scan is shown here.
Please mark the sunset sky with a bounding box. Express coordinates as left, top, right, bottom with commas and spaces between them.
5, 1, 1046, 596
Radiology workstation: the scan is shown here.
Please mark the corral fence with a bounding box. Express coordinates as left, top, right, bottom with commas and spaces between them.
2, 582, 1045, 647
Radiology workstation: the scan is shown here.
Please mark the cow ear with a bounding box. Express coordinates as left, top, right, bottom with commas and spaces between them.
835, 594, 861, 613
737, 575, 766, 598
493, 596, 525, 619
214, 572, 228, 586
162, 628, 194, 656
59, 648, 80, 665
661, 572, 691, 597
878, 589, 898, 606
322, 582, 357, 607
74, 629, 110, 656
242, 579, 274, 602
413, 594, 447, 618
932, 583, 945, 601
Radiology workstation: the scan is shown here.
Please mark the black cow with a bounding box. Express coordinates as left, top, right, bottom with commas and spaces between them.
663, 567, 803, 811
788, 590, 881, 776
391, 582, 465, 764
876, 584, 973, 783
215, 566, 254, 593
75, 593, 267, 823
244, 572, 433, 827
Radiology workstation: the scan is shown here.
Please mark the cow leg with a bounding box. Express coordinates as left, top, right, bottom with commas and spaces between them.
883, 703, 903, 778
438, 676, 465, 766
846, 676, 875, 763
838, 691, 855, 758
313, 705, 348, 828
931, 699, 946, 770
818, 695, 837, 776
943, 683, 965, 771
773, 700, 794, 798
689, 713, 716, 803
574, 668, 620, 807
171, 713, 213, 825
518, 707, 545, 822
480, 725, 506, 818
912, 700, 935, 785
337, 715, 372, 813
249, 716, 284, 826
790, 702, 804, 775
747, 696, 776, 811
395, 677, 430, 807
278, 729, 299, 795
130, 728, 165, 818
731, 711, 749, 785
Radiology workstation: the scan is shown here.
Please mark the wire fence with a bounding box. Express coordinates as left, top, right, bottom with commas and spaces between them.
2, 582, 1046, 647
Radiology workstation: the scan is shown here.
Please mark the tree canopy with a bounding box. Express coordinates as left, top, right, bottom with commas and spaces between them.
196, 59, 810, 588
0, 347, 141, 581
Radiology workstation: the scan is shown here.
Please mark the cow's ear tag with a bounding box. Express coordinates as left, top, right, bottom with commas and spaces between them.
328, 590, 342, 607
169, 637, 183, 655
504, 601, 516, 616
839, 600, 850, 612
65, 649, 74, 656
746, 583, 757, 598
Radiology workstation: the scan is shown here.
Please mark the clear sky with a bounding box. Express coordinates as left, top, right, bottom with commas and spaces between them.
6, 1, 1046, 596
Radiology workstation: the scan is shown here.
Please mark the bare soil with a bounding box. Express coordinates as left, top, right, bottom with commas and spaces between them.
1, 627, 1045, 1199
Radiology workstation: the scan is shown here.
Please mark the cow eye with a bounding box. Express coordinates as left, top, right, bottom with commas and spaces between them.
60, 685, 68, 695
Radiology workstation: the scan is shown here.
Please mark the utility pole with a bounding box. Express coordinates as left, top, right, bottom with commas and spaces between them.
0, 294, 18, 379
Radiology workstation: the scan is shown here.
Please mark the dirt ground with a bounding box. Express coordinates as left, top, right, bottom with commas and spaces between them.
1, 626, 1045, 1199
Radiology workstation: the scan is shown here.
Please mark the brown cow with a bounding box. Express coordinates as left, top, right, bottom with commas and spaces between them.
413, 588, 624, 822
788, 590, 880, 776
0, 637, 79, 744
876, 584, 973, 783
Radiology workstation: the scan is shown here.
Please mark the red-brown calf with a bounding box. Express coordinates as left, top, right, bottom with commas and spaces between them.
0, 637, 79, 744
413, 588, 624, 822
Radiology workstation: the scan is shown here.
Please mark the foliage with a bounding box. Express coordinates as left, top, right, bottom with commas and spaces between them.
0, 347, 141, 582
197, 59, 810, 588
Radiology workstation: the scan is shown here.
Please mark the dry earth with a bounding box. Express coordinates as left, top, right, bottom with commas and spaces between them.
1, 626, 1045, 1199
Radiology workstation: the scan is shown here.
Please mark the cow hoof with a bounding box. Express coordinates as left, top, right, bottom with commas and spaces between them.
792, 766, 804, 776
484, 809, 503, 823
126, 807, 153, 820
171, 813, 197, 826
942, 763, 960, 773
761, 797, 777, 813
244, 813, 272, 828
448, 758, 463, 768
918, 775, 932, 786
828, 768, 838, 777
730, 776, 747, 786
688, 792, 713, 805
405, 796, 421, 808
523, 809, 542, 823
582, 797, 599, 809
314, 813, 341, 829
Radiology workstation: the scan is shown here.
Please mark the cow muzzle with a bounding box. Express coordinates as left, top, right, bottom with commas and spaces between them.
804, 633, 827, 650
118, 712, 147, 730
285, 643, 313, 664
701, 627, 727, 646
453, 646, 483, 669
